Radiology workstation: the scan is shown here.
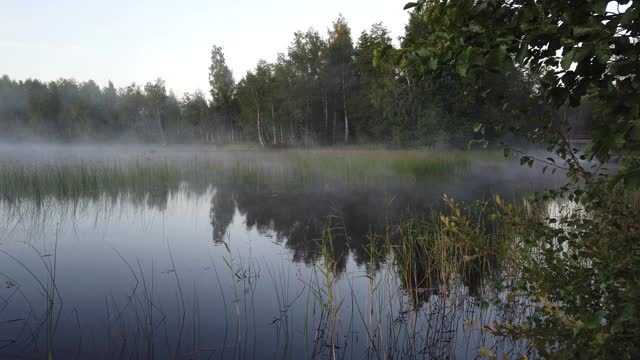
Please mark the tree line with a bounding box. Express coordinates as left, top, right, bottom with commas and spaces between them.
1, 13, 545, 146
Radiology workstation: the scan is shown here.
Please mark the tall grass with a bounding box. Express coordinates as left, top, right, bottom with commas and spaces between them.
0, 148, 482, 205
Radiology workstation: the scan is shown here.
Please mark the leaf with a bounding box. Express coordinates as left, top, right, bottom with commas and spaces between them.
621, 7, 639, 25
486, 45, 508, 68
310, 289, 328, 312
479, 347, 488, 356
427, 56, 438, 71
469, 22, 484, 33
403, 2, 418, 10
222, 257, 232, 270
573, 26, 598, 37
594, 44, 612, 64
573, 320, 585, 336
516, 42, 529, 63
574, 46, 593, 64
222, 240, 231, 254
609, 159, 640, 189
416, 46, 430, 57
544, 22, 561, 34
456, 59, 469, 77
591, 0, 608, 15
610, 59, 636, 76
584, 311, 604, 329
561, 49, 576, 70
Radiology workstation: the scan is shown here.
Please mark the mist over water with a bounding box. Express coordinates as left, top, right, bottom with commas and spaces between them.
0, 143, 562, 359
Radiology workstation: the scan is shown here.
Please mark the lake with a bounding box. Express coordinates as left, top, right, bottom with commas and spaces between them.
0, 144, 561, 359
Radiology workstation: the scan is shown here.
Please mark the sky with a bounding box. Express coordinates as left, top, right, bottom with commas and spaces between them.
1, 0, 410, 98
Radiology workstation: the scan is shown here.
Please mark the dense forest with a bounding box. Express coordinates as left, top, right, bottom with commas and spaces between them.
0, 13, 545, 147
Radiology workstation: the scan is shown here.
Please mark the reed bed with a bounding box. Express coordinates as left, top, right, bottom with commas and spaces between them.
0, 148, 483, 204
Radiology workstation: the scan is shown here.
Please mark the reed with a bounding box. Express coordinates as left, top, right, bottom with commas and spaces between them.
0, 148, 486, 205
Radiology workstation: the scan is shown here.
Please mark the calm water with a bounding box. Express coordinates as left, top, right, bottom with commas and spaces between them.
0, 145, 559, 359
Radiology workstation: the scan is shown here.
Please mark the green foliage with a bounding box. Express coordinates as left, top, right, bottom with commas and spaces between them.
400, 0, 640, 356
488, 186, 640, 358
209, 45, 239, 141
402, 0, 640, 185
192, 14, 545, 147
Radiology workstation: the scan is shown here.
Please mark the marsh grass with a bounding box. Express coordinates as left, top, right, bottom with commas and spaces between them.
0, 225, 63, 360
0, 148, 481, 205
286, 206, 531, 359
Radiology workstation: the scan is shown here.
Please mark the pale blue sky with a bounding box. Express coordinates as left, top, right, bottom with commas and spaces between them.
1, 0, 409, 97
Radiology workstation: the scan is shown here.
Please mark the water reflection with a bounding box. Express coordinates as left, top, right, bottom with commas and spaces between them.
210, 183, 423, 272
0, 156, 556, 359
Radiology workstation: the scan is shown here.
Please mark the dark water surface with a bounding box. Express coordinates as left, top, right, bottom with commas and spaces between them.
0, 145, 560, 359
